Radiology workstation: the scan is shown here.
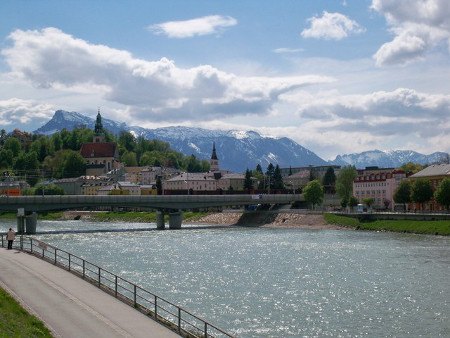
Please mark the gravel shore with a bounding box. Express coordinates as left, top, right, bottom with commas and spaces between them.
192, 211, 345, 230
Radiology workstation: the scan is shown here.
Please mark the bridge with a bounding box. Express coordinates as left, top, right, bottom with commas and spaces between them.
0, 194, 304, 233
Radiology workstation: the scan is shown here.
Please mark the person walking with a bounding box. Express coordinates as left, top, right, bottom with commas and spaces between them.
6, 228, 15, 250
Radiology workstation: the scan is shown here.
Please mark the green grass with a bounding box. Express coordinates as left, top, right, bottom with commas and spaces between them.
324, 214, 450, 236
88, 211, 209, 223
0, 287, 53, 337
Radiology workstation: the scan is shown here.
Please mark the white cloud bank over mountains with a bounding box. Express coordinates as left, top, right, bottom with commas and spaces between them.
1, 27, 333, 124
0, 0, 449, 159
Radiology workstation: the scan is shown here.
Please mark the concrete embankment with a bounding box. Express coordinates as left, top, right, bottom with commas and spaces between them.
192, 211, 344, 230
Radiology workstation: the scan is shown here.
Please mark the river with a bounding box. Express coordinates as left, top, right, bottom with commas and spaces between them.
2, 219, 449, 337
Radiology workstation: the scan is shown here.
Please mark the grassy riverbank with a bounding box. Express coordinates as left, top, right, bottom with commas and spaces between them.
88, 211, 209, 223
324, 214, 450, 236
0, 286, 52, 337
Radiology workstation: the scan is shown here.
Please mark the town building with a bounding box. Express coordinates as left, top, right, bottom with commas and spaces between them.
79, 110, 122, 176
97, 181, 141, 195
353, 169, 407, 210
284, 170, 310, 193
280, 165, 341, 179
408, 164, 450, 212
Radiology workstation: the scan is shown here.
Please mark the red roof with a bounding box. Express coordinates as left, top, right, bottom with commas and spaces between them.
80, 142, 118, 158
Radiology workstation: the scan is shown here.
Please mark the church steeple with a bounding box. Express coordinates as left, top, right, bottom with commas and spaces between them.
93, 108, 105, 143
210, 142, 219, 171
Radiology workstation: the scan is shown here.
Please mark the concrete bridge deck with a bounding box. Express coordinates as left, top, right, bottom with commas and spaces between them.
0, 194, 303, 212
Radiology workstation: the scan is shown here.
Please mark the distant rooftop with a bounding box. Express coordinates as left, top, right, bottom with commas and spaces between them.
410, 164, 450, 178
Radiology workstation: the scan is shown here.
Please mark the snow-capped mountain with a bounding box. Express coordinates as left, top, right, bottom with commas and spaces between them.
34, 110, 327, 172
330, 149, 448, 169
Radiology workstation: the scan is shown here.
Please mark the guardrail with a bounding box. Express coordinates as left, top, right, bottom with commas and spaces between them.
1, 234, 234, 338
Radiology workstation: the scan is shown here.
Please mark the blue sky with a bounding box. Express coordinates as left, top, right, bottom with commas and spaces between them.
0, 0, 449, 160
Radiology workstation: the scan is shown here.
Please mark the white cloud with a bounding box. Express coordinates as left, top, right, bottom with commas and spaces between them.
1, 27, 333, 125
301, 11, 365, 40
273, 47, 305, 54
148, 15, 237, 38
372, 0, 450, 66
0, 98, 54, 127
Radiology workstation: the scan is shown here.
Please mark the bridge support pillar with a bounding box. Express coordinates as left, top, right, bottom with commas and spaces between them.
169, 210, 183, 229
26, 212, 37, 234
156, 210, 165, 230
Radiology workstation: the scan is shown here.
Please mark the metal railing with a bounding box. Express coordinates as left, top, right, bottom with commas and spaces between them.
1, 234, 234, 338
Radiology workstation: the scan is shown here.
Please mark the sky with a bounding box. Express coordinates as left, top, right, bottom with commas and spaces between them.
0, 0, 449, 161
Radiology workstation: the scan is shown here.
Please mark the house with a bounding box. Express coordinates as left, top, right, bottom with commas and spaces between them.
353, 169, 407, 210
98, 181, 141, 196
408, 164, 450, 212
80, 110, 123, 176
216, 173, 249, 192
163, 172, 217, 193
284, 170, 310, 193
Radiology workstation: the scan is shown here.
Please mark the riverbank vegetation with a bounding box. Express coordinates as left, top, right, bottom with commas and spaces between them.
87, 211, 209, 223
0, 286, 52, 337
324, 214, 450, 236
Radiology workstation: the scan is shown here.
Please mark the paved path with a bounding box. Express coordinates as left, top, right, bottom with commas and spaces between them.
0, 247, 179, 338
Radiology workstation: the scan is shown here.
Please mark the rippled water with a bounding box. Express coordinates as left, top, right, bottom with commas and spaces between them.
2, 219, 449, 337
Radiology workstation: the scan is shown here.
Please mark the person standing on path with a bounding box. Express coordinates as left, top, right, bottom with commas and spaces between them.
6, 228, 15, 250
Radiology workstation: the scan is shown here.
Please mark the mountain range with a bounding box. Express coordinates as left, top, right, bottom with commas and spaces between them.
33, 110, 448, 172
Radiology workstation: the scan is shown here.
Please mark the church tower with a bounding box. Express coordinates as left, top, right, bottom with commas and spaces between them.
93, 108, 105, 143
210, 142, 219, 171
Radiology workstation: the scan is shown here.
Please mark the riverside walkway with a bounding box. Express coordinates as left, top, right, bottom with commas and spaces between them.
0, 247, 179, 338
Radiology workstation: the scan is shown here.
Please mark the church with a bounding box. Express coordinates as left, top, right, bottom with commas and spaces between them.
80, 110, 122, 176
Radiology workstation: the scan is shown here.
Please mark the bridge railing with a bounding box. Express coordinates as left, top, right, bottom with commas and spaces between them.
1, 234, 234, 338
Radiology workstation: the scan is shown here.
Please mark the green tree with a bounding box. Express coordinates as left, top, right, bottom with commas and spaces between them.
400, 162, 424, 174
335, 165, 357, 203
121, 151, 138, 167
0, 149, 13, 168
35, 184, 65, 195
118, 131, 136, 153
266, 163, 275, 190
348, 196, 359, 211
273, 164, 284, 189
303, 179, 323, 209
3, 137, 21, 157
156, 177, 163, 195
393, 179, 411, 210
322, 167, 336, 192
0, 129, 6, 145
61, 150, 87, 178
434, 178, 450, 211
363, 197, 375, 209
244, 169, 253, 192
411, 178, 434, 211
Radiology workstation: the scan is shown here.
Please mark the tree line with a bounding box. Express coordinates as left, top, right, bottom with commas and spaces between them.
0, 128, 210, 187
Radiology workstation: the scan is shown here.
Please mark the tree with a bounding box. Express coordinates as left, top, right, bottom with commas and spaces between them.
393, 179, 411, 210
156, 177, 163, 195
411, 179, 434, 211
363, 197, 375, 210
35, 184, 65, 195
273, 164, 284, 189
3, 137, 21, 157
303, 180, 323, 209
335, 166, 357, 203
121, 151, 138, 167
434, 178, 450, 211
61, 150, 87, 178
118, 131, 136, 153
266, 163, 275, 190
348, 196, 359, 211
244, 169, 253, 192
322, 167, 336, 192
400, 162, 424, 174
